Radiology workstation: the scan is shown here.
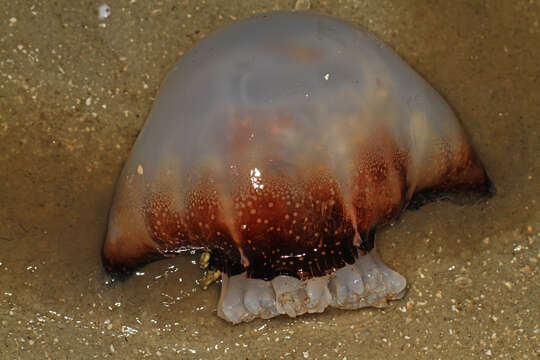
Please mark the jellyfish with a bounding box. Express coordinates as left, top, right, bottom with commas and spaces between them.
102, 11, 491, 323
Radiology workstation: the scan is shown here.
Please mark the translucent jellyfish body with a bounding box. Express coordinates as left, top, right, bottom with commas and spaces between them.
103, 12, 490, 323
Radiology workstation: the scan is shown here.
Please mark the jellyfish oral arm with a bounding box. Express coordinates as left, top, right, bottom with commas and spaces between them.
218, 250, 406, 324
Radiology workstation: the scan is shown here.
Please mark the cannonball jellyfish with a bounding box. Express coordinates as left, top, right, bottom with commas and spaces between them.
103, 11, 491, 324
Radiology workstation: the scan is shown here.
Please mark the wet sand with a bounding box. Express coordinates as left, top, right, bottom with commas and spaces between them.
1, 0, 538, 358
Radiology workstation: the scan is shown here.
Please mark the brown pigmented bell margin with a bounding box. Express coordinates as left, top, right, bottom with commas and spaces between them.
102, 234, 161, 275
141, 184, 246, 276
140, 131, 415, 281
349, 129, 411, 235
231, 172, 359, 280
439, 142, 491, 192
142, 174, 362, 280
108, 126, 490, 281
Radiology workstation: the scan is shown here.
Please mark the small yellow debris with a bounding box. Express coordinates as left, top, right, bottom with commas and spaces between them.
136, 164, 143, 175
199, 251, 211, 270
200, 270, 221, 290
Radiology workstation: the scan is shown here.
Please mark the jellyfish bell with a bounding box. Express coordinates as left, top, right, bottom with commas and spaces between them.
102, 11, 491, 324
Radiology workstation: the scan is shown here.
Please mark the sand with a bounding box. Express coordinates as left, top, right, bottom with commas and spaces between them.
0, 0, 538, 358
